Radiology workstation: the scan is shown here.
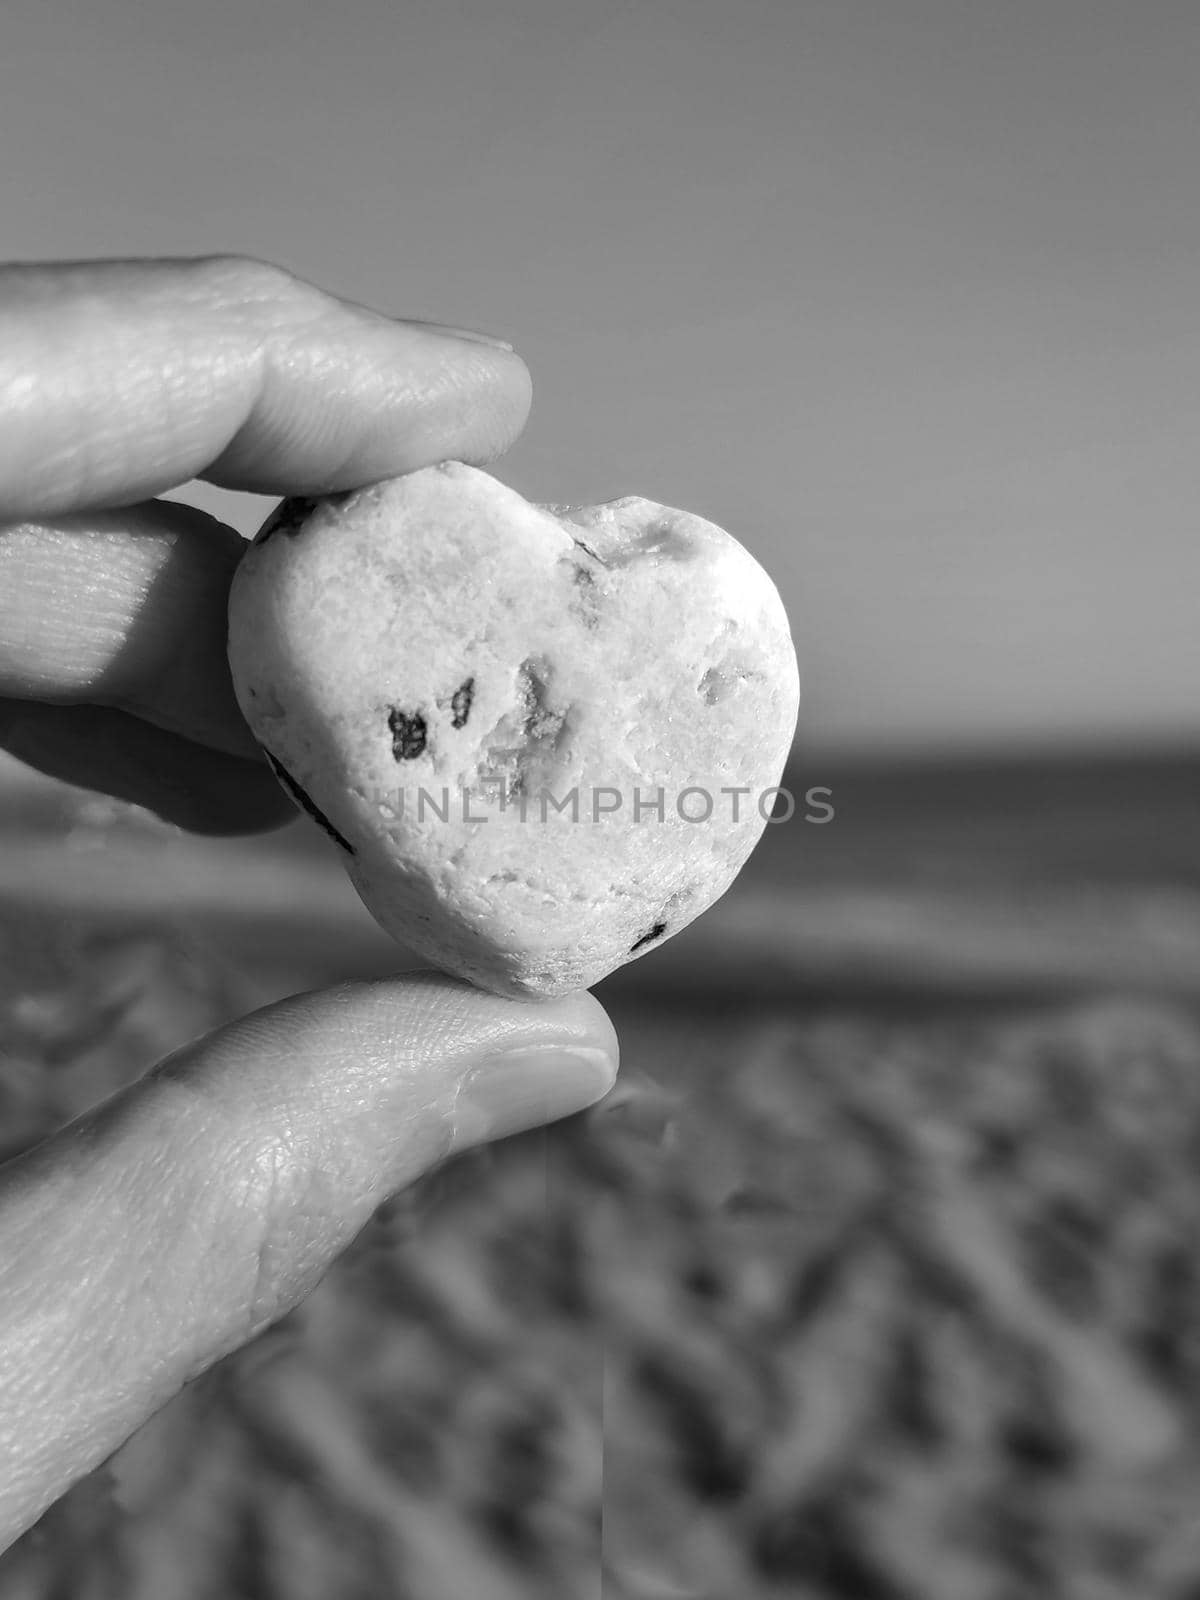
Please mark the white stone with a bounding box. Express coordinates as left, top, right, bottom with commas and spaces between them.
227, 463, 799, 998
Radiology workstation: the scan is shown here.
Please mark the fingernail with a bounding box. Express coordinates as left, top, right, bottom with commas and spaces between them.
405, 319, 515, 353
452, 1044, 614, 1150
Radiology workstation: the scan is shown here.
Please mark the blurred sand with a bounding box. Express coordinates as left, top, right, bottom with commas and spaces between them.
2, 752, 1200, 1597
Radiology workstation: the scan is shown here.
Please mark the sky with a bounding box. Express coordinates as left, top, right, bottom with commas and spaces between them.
2, 0, 1199, 755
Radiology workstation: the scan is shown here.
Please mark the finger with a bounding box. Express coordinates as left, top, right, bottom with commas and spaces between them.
0, 500, 267, 762
0, 699, 295, 835
0, 256, 533, 520
0, 973, 618, 1548
0, 496, 298, 830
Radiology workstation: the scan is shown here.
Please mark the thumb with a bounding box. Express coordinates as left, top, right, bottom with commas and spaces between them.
0, 972, 617, 1548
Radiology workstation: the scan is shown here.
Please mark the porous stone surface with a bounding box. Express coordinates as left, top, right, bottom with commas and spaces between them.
227, 462, 800, 998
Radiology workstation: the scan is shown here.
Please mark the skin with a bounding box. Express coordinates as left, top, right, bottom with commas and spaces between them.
0, 256, 619, 1549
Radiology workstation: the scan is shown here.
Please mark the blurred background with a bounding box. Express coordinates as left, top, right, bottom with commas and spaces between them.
4, 2, 1200, 1596
4, 0, 1200, 756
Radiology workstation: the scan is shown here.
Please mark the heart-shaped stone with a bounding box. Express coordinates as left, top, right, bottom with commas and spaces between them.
227, 462, 799, 997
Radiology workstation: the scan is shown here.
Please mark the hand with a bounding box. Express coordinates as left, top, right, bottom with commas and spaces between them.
0, 257, 618, 1549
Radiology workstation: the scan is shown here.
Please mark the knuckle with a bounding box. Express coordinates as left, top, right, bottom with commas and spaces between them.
145, 1068, 323, 1348
221, 1127, 318, 1345
190, 254, 328, 323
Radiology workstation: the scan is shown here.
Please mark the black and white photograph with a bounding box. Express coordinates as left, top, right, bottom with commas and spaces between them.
1, 3, 1199, 1595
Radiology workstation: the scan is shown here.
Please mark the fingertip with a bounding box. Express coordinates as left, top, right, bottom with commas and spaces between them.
474, 344, 533, 463
510, 982, 619, 1082
200, 275, 535, 496
239, 971, 617, 1090
0, 256, 535, 517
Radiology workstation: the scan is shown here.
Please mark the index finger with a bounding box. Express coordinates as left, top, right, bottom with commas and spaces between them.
0, 256, 532, 520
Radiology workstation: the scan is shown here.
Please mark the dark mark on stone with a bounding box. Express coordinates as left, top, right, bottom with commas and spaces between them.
630, 921, 668, 953
388, 708, 428, 760
254, 496, 319, 546
254, 490, 355, 546
263, 750, 355, 854
572, 536, 609, 568
450, 678, 474, 729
